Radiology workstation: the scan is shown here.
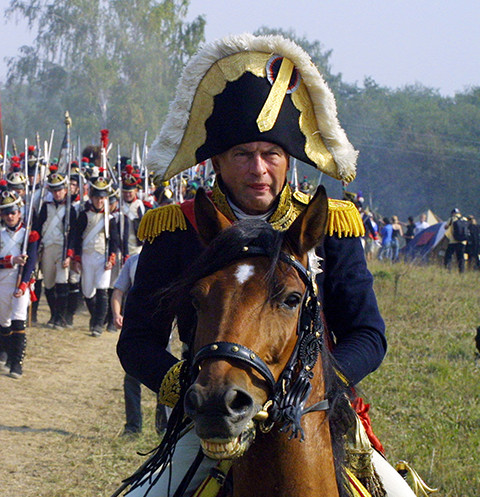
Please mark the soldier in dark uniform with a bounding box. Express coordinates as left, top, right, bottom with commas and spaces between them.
118, 34, 394, 496
72, 174, 120, 336
34, 167, 77, 328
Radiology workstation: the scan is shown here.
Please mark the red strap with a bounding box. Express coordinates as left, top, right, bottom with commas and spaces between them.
352, 397, 385, 454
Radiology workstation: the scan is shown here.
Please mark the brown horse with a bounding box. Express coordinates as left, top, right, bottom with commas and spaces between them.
178, 186, 349, 497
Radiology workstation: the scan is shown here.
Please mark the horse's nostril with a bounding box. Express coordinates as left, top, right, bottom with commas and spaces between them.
184, 386, 203, 415
225, 388, 254, 415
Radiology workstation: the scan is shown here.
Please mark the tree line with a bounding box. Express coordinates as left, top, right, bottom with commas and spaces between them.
2, 2, 479, 220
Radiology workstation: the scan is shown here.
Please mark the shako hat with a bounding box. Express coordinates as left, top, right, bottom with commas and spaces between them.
0, 180, 22, 213
146, 33, 358, 183
26, 145, 42, 172
121, 164, 141, 190
6, 164, 27, 189
47, 165, 67, 190
89, 169, 112, 197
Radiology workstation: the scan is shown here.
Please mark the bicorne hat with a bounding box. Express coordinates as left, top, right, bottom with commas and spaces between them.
146, 34, 357, 183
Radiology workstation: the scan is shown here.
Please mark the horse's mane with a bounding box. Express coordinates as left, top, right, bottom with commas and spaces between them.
155, 218, 352, 497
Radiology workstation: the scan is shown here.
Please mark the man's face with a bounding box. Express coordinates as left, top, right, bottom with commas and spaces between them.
122, 189, 137, 203
1, 209, 22, 228
70, 180, 79, 195
212, 142, 289, 215
91, 195, 106, 210
51, 187, 67, 202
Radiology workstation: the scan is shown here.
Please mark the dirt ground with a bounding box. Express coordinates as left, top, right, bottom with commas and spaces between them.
0, 300, 161, 497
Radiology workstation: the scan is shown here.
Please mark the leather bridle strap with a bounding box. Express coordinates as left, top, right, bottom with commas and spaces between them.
193, 341, 276, 392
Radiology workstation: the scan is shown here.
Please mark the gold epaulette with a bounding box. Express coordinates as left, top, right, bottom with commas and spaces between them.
327, 199, 365, 238
137, 204, 187, 243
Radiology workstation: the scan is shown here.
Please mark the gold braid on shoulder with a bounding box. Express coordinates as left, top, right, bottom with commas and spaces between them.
326, 199, 365, 238
137, 204, 187, 243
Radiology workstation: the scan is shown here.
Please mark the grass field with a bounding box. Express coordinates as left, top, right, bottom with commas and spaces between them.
1, 261, 479, 496
362, 261, 480, 496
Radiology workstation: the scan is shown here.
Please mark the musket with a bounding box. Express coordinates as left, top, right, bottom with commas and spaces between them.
117, 144, 124, 266
103, 194, 110, 268
140, 131, 148, 199
16, 153, 40, 290
24, 138, 30, 212
2, 134, 8, 177
77, 135, 85, 210
47, 129, 55, 163
62, 111, 73, 262
32, 132, 42, 211
12, 138, 17, 156
37, 139, 49, 214
100, 143, 111, 267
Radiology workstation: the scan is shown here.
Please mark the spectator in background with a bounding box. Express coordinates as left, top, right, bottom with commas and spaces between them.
466, 215, 480, 270
403, 216, 417, 262
414, 213, 429, 235
111, 253, 168, 436
444, 208, 468, 273
391, 215, 403, 262
404, 217, 416, 246
378, 217, 393, 261
363, 212, 379, 261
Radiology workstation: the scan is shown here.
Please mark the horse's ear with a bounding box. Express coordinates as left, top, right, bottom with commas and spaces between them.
194, 187, 232, 245
285, 185, 329, 256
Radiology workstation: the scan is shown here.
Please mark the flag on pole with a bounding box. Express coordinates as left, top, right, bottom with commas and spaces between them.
57, 128, 70, 174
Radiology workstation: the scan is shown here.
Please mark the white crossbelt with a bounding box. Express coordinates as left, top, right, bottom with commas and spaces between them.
83, 218, 105, 248
0, 228, 24, 259
42, 205, 66, 242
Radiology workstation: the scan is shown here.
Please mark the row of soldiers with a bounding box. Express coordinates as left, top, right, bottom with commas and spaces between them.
0, 142, 168, 379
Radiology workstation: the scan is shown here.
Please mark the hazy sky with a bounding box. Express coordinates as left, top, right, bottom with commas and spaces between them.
1, 0, 479, 96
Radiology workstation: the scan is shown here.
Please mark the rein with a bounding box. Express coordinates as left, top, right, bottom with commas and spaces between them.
191, 246, 329, 441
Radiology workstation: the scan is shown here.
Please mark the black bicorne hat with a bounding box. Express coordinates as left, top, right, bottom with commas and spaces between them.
146, 34, 358, 183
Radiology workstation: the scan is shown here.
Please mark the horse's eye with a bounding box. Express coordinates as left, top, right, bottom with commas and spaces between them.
282, 293, 302, 309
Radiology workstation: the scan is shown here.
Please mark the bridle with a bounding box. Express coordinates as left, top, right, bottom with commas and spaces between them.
190, 244, 330, 441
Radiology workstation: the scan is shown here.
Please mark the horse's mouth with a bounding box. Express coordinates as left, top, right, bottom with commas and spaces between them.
200, 420, 256, 460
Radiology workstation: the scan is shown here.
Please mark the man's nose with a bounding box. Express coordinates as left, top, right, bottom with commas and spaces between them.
249, 153, 267, 175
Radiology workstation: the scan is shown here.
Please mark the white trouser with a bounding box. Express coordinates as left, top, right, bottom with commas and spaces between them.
0, 269, 30, 327
41, 244, 69, 288
81, 251, 111, 299
125, 430, 415, 497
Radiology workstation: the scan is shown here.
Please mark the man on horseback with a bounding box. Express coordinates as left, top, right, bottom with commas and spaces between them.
117, 34, 414, 497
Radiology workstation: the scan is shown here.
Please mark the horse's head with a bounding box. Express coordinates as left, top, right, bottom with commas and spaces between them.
184, 187, 329, 460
